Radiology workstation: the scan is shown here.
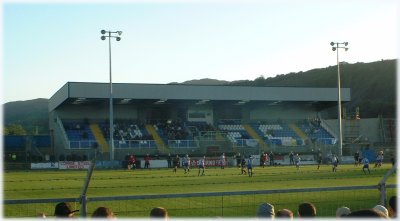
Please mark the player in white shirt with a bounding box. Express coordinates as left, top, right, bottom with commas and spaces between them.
247, 155, 254, 177
198, 156, 206, 176
220, 153, 226, 169
374, 151, 384, 168
294, 154, 301, 170
183, 154, 190, 174
332, 154, 339, 172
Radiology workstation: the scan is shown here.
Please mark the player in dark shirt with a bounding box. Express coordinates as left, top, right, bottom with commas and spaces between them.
173, 155, 180, 173
317, 153, 323, 170
240, 158, 247, 175
354, 151, 360, 166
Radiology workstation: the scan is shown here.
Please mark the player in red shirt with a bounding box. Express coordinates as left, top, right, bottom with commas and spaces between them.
128, 154, 136, 170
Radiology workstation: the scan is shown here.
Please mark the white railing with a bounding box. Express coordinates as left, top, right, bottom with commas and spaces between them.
168, 140, 198, 148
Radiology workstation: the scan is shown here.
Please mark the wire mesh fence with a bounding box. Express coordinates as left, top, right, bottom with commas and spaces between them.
4, 184, 396, 218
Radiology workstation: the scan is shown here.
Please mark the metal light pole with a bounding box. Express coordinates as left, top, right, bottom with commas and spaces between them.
330, 41, 348, 158
101, 30, 122, 161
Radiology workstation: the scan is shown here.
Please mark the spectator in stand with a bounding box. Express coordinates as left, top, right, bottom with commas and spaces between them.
54, 202, 79, 218
276, 209, 293, 219
256, 203, 275, 219
92, 206, 115, 218
298, 202, 316, 218
150, 207, 168, 219
389, 196, 397, 218
336, 206, 351, 217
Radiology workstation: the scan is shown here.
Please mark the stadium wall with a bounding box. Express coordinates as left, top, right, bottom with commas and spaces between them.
249, 104, 315, 120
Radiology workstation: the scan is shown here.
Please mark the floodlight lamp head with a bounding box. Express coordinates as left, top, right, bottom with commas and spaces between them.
101, 30, 106, 35
345, 48, 349, 51
330, 42, 335, 46
101, 36, 106, 40
332, 47, 336, 51
116, 37, 121, 41
117, 31, 122, 36
344, 42, 348, 46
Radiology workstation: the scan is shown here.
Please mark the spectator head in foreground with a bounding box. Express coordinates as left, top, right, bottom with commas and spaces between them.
150, 207, 169, 219
346, 209, 387, 218
54, 202, 79, 218
335, 206, 351, 217
389, 196, 397, 218
92, 206, 115, 219
373, 205, 389, 218
298, 202, 316, 218
276, 209, 293, 219
256, 203, 275, 219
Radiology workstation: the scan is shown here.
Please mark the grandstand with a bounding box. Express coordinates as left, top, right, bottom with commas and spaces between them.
44, 82, 356, 164
4, 82, 395, 168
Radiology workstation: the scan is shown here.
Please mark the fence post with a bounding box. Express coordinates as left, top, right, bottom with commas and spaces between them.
221, 194, 224, 217
378, 164, 396, 206
81, 195, 87, 217
79, 149, 97, 217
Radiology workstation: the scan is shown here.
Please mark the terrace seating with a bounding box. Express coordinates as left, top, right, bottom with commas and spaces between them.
257, 123, 303, 146
152, 120, 196, 148
63, 120, 95, 148
218, 124, 252, 145
298, 121, 336, 145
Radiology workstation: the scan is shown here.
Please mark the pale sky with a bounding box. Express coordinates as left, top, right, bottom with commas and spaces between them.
2, 0, 399, 103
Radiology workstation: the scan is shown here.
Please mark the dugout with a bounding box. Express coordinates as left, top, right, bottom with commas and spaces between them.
49, 82, 350, 161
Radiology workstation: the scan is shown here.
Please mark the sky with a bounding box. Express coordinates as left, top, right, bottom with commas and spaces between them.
2, 0, 399, 103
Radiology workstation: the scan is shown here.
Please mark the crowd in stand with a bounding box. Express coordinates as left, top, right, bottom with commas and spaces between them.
154, 119, 190, 140
43, 196, 396, 219
65, 118, 335, 146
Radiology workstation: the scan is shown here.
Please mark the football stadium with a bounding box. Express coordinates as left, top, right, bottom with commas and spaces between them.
3, 82, 396, 218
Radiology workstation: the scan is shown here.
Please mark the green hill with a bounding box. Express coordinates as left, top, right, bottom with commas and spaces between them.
3, 98, 49, 135
228, 59, 396, 118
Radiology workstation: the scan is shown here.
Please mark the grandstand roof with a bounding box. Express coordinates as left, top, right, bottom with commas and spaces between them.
49, 82, 351, 112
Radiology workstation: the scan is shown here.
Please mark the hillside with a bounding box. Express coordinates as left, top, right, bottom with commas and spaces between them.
3, 98, 49, 134
2, 59, 396, 135
228, 59, 396, 118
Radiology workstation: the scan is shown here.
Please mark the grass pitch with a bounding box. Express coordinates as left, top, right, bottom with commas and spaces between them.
3, 163, 396, 218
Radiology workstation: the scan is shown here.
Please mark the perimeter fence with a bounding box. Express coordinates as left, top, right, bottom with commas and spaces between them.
4, 184, 396, 218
